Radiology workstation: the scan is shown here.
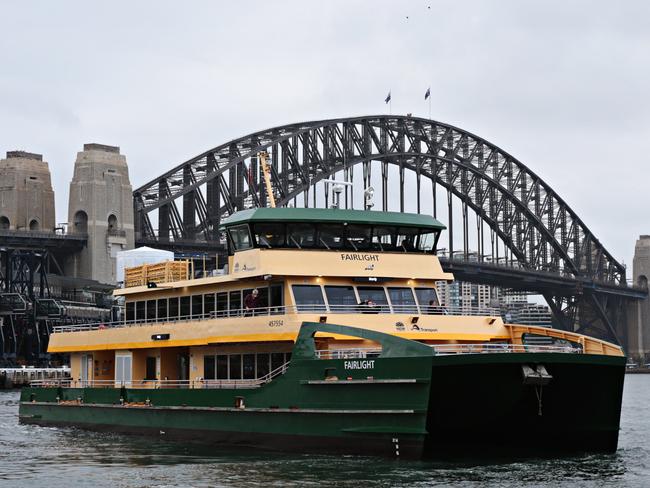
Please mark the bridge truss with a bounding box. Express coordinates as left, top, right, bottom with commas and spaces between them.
133, 115, 644, 347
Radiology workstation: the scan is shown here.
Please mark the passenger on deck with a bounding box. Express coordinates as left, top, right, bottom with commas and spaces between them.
244, 289, 259, 316
358, 299, 379, 314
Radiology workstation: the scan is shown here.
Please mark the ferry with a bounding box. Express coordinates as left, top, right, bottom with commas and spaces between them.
19, 207, 626, 459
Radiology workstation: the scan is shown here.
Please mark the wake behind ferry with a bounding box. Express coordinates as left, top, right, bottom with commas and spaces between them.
19, 207, 625, 459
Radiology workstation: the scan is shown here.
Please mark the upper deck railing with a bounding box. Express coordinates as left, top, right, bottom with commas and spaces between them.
52, 304, 501, 333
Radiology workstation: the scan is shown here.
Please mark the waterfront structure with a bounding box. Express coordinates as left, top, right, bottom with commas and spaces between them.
66, 144, 134, 285
630, 236, 650, 361
0, 151, 55, 232
20, 207, 625, 459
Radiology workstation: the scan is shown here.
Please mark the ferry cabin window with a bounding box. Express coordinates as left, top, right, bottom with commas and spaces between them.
216, 355, 228, 379
192, 295, 203, 318
228, 224, 252, 251
157, 299, 168, 320
229, 354, 242, 380
387, 287, 418, 313
253, 223, 285, 247
291, 285, 326, 312
169, 297, 179, 320
216, 292, 228, 317
287, 223, 316, 248
345, 225, 371, 250
357, 287, 390, 312
318, 224, 344, 249
243, 354, 256, 379
324, 286, 358, 311
146, 300, 156, 322
126, 302, 135, 322
229, 290, 241, 316
180, 296, 190, 318
414, 287, 441, 313
271, 352, 285, 371
204, 293, 215, 316
145, 357, 157, 380
204, 356, 216, 380
136, 301, 145, 321
208, 352, 289, 380
256, 353, 270, 378
269, 284, 284, 313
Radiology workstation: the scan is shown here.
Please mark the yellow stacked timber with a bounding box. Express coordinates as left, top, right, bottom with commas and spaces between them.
124, 260, 189, 288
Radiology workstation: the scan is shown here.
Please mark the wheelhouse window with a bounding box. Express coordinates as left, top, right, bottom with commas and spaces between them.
318, 224, 344, 249
253, 223, 286, 248
414, 287, 441, 314
372, 226, 396, 251
396, 227, 420, 252
417, 231, 436, 252
387, 287, 418, 313
345, 225, 371, 250
229, 224, 252, 251
291, 285, 326, 312
324, 285, 357, 311
287, 223, 316, 248
357, 286, 390, 312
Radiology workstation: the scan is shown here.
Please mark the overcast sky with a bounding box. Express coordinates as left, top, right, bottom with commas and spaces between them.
1, 1, 649, 272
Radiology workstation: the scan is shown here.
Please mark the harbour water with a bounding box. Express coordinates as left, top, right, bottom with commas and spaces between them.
1, 376, 649, 488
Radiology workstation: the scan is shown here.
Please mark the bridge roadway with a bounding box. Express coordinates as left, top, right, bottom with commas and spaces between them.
0, 229, 87, 251
440, 258, 648, 299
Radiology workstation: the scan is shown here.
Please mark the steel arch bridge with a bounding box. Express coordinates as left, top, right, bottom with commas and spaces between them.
133, 115, 645, 347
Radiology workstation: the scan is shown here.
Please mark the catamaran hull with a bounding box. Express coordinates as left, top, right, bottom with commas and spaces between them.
19, 353, 625, 459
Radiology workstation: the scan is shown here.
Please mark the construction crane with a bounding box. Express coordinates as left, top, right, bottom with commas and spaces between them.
258, 151, 276, 208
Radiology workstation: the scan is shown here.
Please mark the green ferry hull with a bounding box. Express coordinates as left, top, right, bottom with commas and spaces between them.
19, 352, 625, 459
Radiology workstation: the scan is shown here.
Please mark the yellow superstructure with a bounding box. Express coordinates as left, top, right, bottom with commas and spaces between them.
50, 208, 623, 389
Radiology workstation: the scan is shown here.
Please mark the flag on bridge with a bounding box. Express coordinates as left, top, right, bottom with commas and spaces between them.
385, 91, 391, 104
424, 87, 430, 100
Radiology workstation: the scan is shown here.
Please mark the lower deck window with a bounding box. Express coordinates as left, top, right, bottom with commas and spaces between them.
205, 352, 291, 380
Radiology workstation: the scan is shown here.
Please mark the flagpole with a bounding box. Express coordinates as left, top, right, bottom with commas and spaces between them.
428, 95, 431, 120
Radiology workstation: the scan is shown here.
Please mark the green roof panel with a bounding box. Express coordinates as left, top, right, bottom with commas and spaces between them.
219, 207, 446, 230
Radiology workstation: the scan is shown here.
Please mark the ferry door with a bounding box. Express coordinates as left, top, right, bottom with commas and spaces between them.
178, 352, 190, 385
115, 352, 133, 387
80, 354, 93, 386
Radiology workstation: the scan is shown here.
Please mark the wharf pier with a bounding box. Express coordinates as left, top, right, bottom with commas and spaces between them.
0, 367, 70, 389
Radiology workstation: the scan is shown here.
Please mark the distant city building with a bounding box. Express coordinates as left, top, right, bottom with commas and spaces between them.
435, 279, 554, 327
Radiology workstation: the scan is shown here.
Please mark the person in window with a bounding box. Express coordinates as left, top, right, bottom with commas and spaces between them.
428, 298, 445, 315
401, 236, 415, 252
244, 289, 259, 316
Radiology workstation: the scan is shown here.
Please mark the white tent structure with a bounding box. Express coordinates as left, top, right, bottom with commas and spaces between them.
115, 246, 174, 285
